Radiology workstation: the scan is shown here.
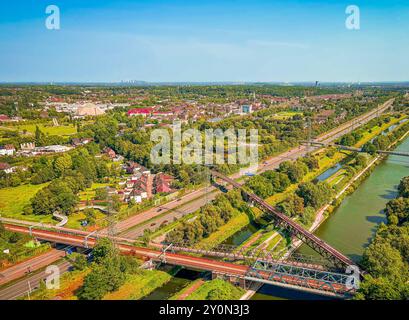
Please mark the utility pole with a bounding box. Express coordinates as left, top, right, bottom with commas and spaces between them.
27, 281, 32, 300
307, 117, 312, 154
205, 164, 211, 205
106, 192, 117, 245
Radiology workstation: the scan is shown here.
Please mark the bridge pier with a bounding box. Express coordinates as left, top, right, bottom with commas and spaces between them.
211, 271, 248, 290
140, 259, 156, 270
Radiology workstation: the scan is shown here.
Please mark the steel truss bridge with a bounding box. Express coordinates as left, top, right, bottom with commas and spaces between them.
3, 222, 356, 297
156, 242, 358, 297
157, 241, 333, 270
301, 140, 409, 157
214, 259, 356, 297
210, 170, 356, 270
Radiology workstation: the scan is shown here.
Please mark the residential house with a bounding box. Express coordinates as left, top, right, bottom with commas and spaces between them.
103, 147, 116, 159
0, 145, 15, 156
0, 114, 10, 122
125, 162, 150, 175
71, 138, 93, 147
0, 163, 13, 174
314, 109, 335, 124
154, 173, 174, 194
127, 107, 154, 117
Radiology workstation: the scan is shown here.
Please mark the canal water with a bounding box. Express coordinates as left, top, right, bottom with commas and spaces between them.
298, 135, 409, 261
316, 163, 342, 181
252, 135, 409, 300
142, 268, 202, 300
222, 222, 259, 246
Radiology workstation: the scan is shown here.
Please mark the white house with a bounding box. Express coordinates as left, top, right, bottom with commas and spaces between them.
0, 145, 15, 156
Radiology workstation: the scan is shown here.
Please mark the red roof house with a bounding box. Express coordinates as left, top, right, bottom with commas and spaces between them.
0, 114, 10, 121
103, 147, 116, 159
127, 108, 154, 117
154, 173, 174, 194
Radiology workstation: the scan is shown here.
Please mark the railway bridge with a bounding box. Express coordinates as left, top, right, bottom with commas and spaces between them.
210, 170, 356, 270
3, 222, 357, 298
301, 140, 409, 157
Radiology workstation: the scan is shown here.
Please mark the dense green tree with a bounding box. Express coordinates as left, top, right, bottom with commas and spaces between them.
302, 155, 319, 170
296, 181, 333, 209
277, 194, 305, 217
31, 179, 79, 215
78, 263, 125, 300
246, 175, 275, 198
362, 142, 377, 155
54, 154, 72, 176
278, 161, 308, 183
398, 176, 409, 198
356, 275, 407, 300
362, 239, 406, 279
373, 135, 391, 150
261, 171, 291, 192
385, 197, 409, 225
301, 206, 316, 225
92, 238, 118, 264
68, 252, 88, 271
354, 154, 368, 168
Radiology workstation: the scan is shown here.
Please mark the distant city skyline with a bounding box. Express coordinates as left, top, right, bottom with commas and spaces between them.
1, 0, 408, 83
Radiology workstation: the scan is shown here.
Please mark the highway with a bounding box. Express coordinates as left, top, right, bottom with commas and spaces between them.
0, 248, 66, 286
0, 260, 72, 300
257, 98, 394, 173
121, 189, 220, 238
116, 99, 394, 238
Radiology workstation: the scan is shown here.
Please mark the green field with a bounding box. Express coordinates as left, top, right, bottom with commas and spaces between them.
1, 123, 77, 136
0, 183, 54, 223
78, 182, 113, 201
103, 270, 171, 300
0, 182, 111, 228
272, 111, 303, 120
64, 210, 108, 230
184, 279, 245, 300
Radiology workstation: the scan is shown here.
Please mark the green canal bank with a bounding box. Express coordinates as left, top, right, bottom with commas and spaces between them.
251, 134, 409, 300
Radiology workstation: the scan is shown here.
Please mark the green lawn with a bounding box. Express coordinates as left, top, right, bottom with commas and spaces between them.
356, 115, 406, 147
184, 279, 245, 300
272, 111, 303, 120
0, 183, 54, 223
3, 123, 77, 136
78, 182, 113, 201
195, 208, 260, 249
64, 210, 108, 230
103, 270, 171, 300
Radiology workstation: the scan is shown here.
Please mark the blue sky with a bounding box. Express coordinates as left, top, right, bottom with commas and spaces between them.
0, 0, 408, 82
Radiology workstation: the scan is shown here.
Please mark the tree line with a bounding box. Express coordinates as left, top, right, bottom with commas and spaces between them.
356, 176, 409, 300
